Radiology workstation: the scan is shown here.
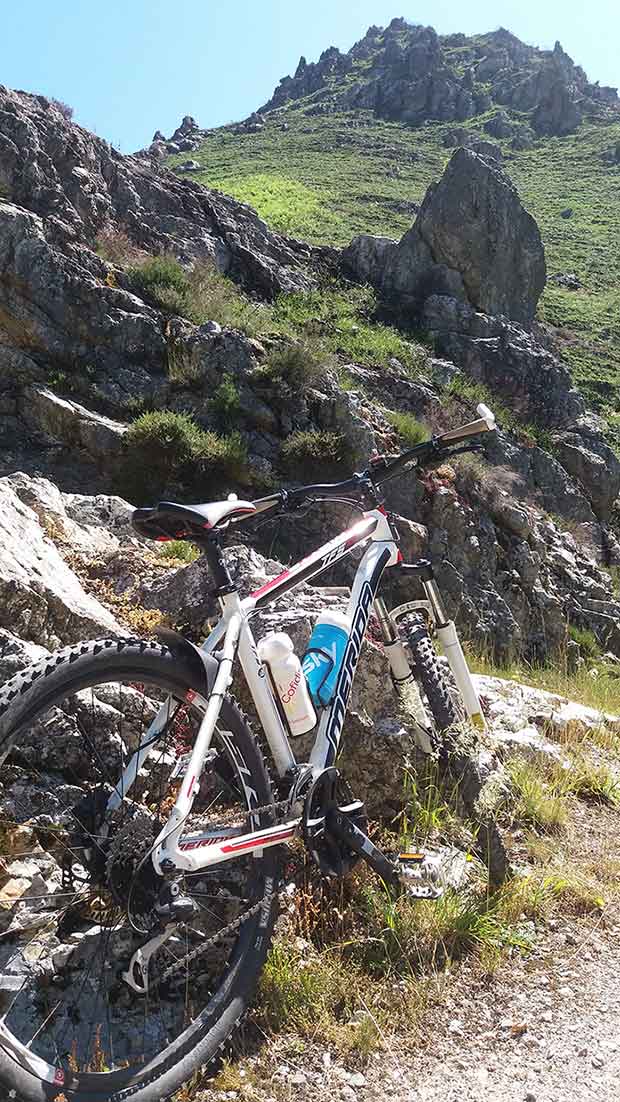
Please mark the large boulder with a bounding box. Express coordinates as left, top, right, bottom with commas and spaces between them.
0, 480, 120, 646
342, 149, 546, 325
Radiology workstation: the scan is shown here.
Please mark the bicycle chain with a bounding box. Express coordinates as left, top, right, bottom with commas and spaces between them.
147, 796, 293, 992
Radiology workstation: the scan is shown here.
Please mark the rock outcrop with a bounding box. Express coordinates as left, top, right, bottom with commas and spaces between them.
0, 85, 324, 297
260, 22, 619, 137
342, 148, 546, 324
0, 75, 619, 668
340, 149, 620, 541
0, 478, 120, 646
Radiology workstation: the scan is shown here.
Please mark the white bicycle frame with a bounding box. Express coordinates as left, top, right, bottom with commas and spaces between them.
107, 509, 484, 877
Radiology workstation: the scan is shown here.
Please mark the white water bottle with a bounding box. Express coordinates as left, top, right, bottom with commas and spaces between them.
257, 633, 317, 736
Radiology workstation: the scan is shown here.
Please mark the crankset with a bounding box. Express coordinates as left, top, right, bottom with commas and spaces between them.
302, 767, 368, 877
302, 767, 442, 899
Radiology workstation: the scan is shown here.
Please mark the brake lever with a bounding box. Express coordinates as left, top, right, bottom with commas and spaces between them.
442, 442, 486, 458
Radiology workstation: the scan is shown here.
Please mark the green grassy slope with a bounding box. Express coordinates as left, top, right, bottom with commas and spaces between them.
168, 103, 620, 433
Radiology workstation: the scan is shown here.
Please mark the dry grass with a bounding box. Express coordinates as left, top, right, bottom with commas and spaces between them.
468, 648, 620, 716
505, 756, 570, 833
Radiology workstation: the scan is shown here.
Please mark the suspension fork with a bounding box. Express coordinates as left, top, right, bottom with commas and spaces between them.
396, 562, 485, 729
373, 597, 414, 686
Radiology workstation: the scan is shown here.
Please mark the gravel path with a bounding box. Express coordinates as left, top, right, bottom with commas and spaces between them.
361, 916, 620, 1102
201, 912, 620, 1102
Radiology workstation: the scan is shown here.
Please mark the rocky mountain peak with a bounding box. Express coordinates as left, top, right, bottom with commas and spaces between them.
259, 20, 619, 138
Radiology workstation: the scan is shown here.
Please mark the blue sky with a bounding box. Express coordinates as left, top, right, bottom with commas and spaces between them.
1, 1, 618, 151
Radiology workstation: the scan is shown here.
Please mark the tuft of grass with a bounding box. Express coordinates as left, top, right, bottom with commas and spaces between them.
272, 284, 428, 372
127, 255, 266, 336
568, 624, 601, 659
385, 409, 428, 447
496, 867, 604, 921
209, 1060, 256, 1095
182, 261, 267, 335
399, 762, 459, 845
555, 754, 620, 806
280, 429, 349, 479
467, 647, 620, 716
352, 885, 527, 979
158, 540, 200, 564
505, 750, 620, 837
505, 756, 569, 833
258, 941, 358, 1036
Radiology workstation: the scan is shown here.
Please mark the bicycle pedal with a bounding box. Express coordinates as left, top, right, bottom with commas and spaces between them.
398, 864, 443, 900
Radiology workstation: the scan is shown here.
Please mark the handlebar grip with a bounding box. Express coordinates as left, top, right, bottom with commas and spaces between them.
438, 402, 497, 444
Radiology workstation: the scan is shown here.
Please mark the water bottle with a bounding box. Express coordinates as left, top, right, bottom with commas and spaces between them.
257, 632, 317, 736
302, 610, 352, 708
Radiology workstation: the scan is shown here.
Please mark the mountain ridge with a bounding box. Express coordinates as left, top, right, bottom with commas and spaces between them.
258, 20, 619, 139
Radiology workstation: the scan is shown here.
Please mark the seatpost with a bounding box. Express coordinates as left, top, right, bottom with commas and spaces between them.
199, 534, 237, 599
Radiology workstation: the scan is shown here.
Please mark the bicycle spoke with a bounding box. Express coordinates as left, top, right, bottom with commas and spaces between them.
0, 669, 271, 1081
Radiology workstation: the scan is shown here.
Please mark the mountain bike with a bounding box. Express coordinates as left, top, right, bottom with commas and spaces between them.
0, 403, 498, 1102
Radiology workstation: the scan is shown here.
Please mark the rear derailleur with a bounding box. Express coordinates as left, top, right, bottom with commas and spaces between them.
300, 766, 442, 900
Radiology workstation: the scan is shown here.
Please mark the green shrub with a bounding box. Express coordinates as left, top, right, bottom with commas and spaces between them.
281, 430, 348, 480
568, 625, 600, 659
208, 377, 242, 432
260, 341, 329, 392
195, 430, 248, 486
146, 283, 188, 316
128, 256, 189, 313
385, 409, 428, 446
122, 409, 248, 502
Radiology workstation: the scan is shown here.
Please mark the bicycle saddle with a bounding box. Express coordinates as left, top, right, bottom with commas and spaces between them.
132, 498, 256, 541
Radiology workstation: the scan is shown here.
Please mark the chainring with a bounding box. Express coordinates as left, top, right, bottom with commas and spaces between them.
302, 767, 368, 878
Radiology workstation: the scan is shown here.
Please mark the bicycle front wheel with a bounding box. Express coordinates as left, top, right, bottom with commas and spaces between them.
402, 615, 509, 885
0, 638, 281, 1102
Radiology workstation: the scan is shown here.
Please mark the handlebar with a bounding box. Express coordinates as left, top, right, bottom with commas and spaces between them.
243, 402, 496, 521
436, 403, 496, 445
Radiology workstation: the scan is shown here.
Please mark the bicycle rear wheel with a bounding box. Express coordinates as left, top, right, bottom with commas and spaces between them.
0, 638, 281, 1102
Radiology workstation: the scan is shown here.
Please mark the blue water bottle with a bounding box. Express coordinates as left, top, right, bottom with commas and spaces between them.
302, 611, 352, 708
